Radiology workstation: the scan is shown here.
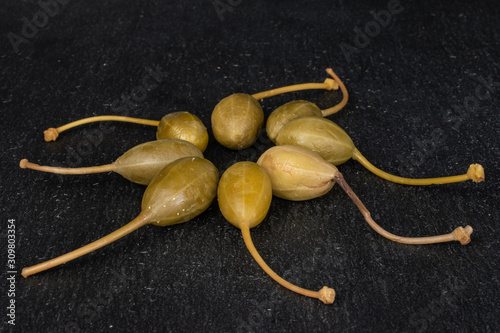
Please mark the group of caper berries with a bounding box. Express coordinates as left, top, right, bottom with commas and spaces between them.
20, 68, 484, 305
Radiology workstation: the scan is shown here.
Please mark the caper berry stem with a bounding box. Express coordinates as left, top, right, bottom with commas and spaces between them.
251, 68, 348, 117
22, 212, 151, 278
352, 148, 485, 185
333, 171, 473, 245
240, 222, 335, 304
251, 78, 338, 101
44, 115, 160, 141
20, 158, 115, 175
321, 68, 349, 116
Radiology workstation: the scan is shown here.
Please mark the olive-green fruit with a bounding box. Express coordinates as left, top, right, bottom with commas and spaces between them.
156, 112, 209, 152
219, 161, 336, 304
218, 162, 272, 229
274, 116, 484, 186
114, 139, 204, 185
211, 93, 264, 150
257, 145, 339, 201
266, 100, 323, 143
275, 116, 354, 166
255, 145, 476, 249
20, 139, 203, 186
22, 156, 219, 278
143, 156, 219, 226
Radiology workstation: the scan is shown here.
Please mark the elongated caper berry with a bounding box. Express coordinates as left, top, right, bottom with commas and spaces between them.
20, 139, 203, 185
218, 161, 335, 304
144, 157, 219, 226
273, 116, 484, 185
257, 145, 338, 201
275, 116, 354, 165
218, 161, 272, 229
22, 157, 219, 278
257, 145, 473, 246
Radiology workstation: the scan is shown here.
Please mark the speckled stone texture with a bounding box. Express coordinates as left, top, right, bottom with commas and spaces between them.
1, 0, 499, 332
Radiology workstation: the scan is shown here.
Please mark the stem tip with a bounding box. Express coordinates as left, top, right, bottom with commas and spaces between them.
324, 78, 339, 90
19, 159, 29, 169
467, 164, 485, 183
318, 286, 335, 304
44, 128, 59, 142
452, 226, 473, 245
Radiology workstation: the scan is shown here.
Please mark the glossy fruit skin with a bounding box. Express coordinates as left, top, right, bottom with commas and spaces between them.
142, 157, 219, 226
257, 145, 338, 201
211, 93, 264, 150
156, 112, 209, 152
275, 116, 355, 166
266, 100, 323, 143
114, 139, 203, 185
218, 162, 272, 229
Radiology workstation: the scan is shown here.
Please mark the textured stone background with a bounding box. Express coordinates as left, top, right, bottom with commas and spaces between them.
1, 0, 499, 332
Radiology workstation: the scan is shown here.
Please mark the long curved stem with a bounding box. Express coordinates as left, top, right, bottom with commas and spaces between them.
44, 116, 160, 141
333, 172, 473, 245
240, 222, 335, 304
22, 212, 150, 278
251, 75, 339, 101
20, 159, 115, 175
321, 68, 349, 116
352, 148, 485, 185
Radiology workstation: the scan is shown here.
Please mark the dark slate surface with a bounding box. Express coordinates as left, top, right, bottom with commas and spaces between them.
1, 1, 499, 332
